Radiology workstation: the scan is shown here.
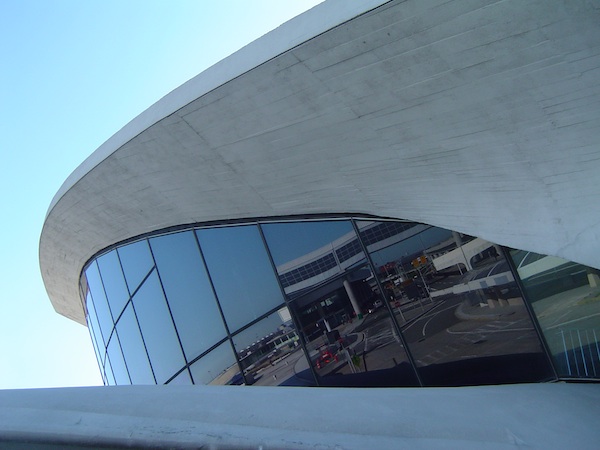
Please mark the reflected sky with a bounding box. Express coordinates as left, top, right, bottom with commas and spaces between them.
96, 250, 130, 314
150, 231, 227, 361
80, 217, 598, 387
190, 341, 237, 385
360, 224, 452, 267
116, 240, 154, 294
232, 307, 292, 352
132, 270, 185, 384
262, 220, 355, 266
197, 225, 285, 332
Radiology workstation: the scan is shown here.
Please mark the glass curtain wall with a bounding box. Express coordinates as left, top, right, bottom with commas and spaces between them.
261, 220, 419, 387
81, 216, 596, 387
509, 250, 600, 379
354, 221, 553, 385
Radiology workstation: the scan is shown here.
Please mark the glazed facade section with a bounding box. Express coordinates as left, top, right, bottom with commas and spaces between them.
81, 217, 600, 387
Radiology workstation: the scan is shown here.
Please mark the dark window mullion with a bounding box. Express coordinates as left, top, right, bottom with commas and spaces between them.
350, 218, 423, 387
147, 239, 193, 384
128, 267, 158, 385
502, 246, 559, 381
191, 228, 243, 385
257, 221, 319, 386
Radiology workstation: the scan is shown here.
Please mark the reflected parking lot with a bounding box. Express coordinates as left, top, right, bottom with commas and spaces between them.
82, 217, 598, 387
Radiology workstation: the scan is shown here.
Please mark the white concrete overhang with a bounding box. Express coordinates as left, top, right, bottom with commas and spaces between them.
1, 384, 599, 449
40, 0, 600, 325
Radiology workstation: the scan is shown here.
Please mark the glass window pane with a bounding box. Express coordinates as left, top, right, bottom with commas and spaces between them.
115, 303, 155, 384
264, 220, 417, 386
150, 231, 227, 361
262, 220, 364, 300
189, 341, 238, 385
510, 250, 600, 379
97, 250, 130, 318
117, 239, 154, 294
85, 290, 106, 365
106, 334, 130, 385
88, 324, 105, 372
291, 261, 418, 387
232, 306, 315, 386
197, 225, 285, 332
167, 369, 193, 385
84, 261, 114, 344
357, 221, 451, 326
133, 270, 186, 384
86, 310, 105, 382
103, 356, 115, 386
357, 220, 554, 386
89, 333, 102, 371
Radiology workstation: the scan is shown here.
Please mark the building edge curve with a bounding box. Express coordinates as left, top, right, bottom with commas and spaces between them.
40, 0, 600, 329
45, 0, 391, 218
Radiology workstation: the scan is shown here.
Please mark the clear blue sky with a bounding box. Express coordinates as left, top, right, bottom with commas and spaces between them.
0, 0, 324, 390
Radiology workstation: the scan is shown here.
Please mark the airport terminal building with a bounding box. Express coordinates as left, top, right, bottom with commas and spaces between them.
20, 22, 600, 450
40, 0, 600, 391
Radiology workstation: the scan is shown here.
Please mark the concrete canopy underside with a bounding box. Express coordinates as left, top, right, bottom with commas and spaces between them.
40, 0, 600, 324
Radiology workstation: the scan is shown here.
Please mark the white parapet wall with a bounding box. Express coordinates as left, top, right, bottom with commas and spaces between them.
0, 384, 599, 449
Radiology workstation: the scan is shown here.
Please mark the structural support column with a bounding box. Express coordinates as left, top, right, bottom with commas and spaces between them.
343, 279, 362, 319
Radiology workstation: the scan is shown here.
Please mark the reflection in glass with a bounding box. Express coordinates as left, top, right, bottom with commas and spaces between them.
357, 221, 449, 326
262, 220, 363, 301
357, 220, 553, 386
510, 250, 600, 379
88, 326, 104, 381
86, 291, 106, 365
263, 220, 417, 386
84, 261, 114, 344
103, 355, 115, 386
197, 226, 285, 333
232, 307, 315, 386
116, 304, 155, 384
106, 334, 130, 385
132, 270, 186, 384
82, 216, 593, 387
189, 341, 238, 385
96, 250, 130, 316
290, 271, 418, 387
88, 319, 102, 365
150, 231, 227, 361
117, 239, 154, 294
167, 369, 193, 385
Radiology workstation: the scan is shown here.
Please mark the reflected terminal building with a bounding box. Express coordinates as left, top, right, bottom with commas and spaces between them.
32, 0, 600, 447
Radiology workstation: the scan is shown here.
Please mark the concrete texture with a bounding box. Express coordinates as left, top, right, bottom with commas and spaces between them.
40, 0, 600, 324
0, 383, 598, 449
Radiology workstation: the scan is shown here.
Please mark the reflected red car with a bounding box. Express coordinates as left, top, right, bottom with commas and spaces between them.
315, 350, 338, 369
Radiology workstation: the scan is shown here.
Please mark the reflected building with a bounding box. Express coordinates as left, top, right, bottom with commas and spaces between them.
74, 217, 599, 387
41, 0, 600, 392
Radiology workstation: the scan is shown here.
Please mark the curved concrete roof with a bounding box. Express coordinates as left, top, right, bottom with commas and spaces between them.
41, 0, 600, 324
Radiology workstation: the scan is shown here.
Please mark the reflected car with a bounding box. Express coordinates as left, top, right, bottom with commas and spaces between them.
315, 350, 338, 369
368, 299, 383, 313
227, 372, 245, 385
227, 372, 256, 385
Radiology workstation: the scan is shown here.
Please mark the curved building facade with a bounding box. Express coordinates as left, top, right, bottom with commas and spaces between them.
82, 215, 600, 387
41, 0, 600, 391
